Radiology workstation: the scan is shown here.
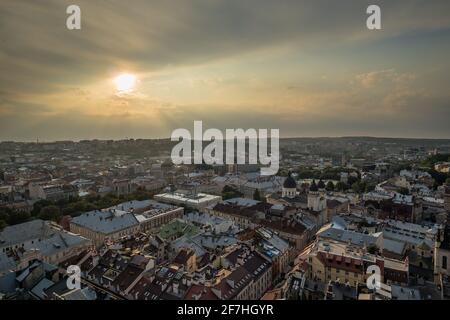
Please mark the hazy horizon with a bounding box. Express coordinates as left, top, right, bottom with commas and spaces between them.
3, 135, 450, 144
1, 0, 450, 141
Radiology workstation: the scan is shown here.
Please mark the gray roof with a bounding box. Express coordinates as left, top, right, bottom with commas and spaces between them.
0, 219, 90, 273
16, 261, 41, 282
256, 228, 290, 253
382, 227, 434, 248
61, 287, 97, 300
185, 211, 227, 226
0, 219, 54, 248
391, 285, 421, 300
31, 278, 55, 299
171, 236, 207, 257
191, 233, 238, 250
0, 252, 16, 273
106, 199, 156, 212
71, 210, 139, 234
382, 238, 406, 255
318, 227, 378, 247
0, 271, 17, 294
224, 197, 261, 207
24, 232, 90, 256
330, 216, 349, 230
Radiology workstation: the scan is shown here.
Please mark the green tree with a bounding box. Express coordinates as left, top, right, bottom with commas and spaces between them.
365, 183, 376, 192
335, 182, 346, 192
39, 205, 61, 221
32, 199, 53, 216
325, 181, 334, 191
421, 154, 450, 168
222, 185, 243, 200
6, 210, 31, 225
352, 181, 367, 194
367, 244, 378, 254
0, 219, 7, 231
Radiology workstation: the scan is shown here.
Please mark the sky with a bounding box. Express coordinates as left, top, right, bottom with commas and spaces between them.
1, 0, 450, 141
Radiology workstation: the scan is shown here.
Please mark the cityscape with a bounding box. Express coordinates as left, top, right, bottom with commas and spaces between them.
1, 0, 450, 305
1, 138, 450, 300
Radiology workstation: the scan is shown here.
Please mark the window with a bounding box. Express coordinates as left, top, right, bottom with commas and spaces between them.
443, 256, 448, 270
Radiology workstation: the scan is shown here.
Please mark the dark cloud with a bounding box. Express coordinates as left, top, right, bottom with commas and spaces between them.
1, 0, 450, 140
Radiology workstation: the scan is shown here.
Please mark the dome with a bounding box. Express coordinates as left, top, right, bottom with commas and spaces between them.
283, 175, 297, 189
317, 179, 326, 189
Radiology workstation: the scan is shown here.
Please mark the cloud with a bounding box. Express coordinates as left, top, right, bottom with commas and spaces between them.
355, 69, 416, 88
1, 0, 450, 140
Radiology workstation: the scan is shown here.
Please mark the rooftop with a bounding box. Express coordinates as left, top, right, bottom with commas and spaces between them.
71, 210, 139, 235
0, 219, 54, 248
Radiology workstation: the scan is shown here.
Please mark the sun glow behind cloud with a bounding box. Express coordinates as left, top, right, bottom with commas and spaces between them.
1, 0, 450, 140
114, 73, 137, 94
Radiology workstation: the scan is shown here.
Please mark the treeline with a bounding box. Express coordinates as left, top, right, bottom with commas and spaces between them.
222, 185, 243, 200
295, 167, 357, 180
421, 154, 450, 187
421, 154, 450, 168
0, 187, 160, 230
309, 178, 375, 194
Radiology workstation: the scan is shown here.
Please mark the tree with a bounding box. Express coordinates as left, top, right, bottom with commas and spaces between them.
253, 189, 261, 201
365, 183, 376, 192
426, 169, 448, 188
222, 185, 243, 200
0, 207, 10, 222
32, 199, 53, 216
39, 205, 61, 221
421, 154, 450, 168
0, 219, 6, 231
367, 244, 378, 254
325, 181, 334, 191
398, 187, 410, 195
6, 210, 31, 225
352, 181, 367, 194
335, 182, 346, 192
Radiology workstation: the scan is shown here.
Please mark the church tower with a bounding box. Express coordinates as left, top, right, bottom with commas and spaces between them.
307, 180, 326, 211
282, 173, 297, 198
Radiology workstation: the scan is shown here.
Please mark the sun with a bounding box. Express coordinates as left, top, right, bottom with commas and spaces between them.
114, 73, 137, 93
